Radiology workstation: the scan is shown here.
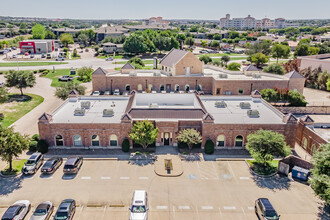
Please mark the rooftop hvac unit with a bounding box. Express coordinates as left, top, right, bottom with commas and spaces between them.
215, 101, 227, 108
252, 73, 261, 78
153, 72, 161, 77
129, 72, 137, 76
149, 103, 159, 108
247, 109, 260, 117
74, 108, 85, 116
81, 101, 91, 109
239, 102, 251, 109
219, 73, 228, 78
103, 109, 114, 117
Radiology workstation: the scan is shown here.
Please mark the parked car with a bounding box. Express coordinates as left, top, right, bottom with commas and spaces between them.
104, 91, 110, 95
24, 52, 29, 56
129, 190, 148, 220
85, 48, 89, 52
29, 201, 53, 220
56, 57, 65, 61
208, 50, 218, 53
22, 152, 44, 175
11, 46, 17, 50
41, 157, 63, 174
255, 198, 280, 220
105, 57, 113, 61
54, 199, 76, 220
63, 156, 83, 174
0, 82, 5, 87
113, 89, 120, 95
12, 54, 17, 59
92, 91, 100, 96
200, 50, 208, 54
58, 75, 73, 82
1, 200, 31, 220
46, 54, 51, 59
41, 53, 46, 58
30, 54, 35, 58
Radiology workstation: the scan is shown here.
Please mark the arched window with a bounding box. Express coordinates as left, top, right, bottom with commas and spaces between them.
235, 135, 243, 147
55, 135, 64, 146
73, 135, 82, 146
302, 137, 308, 150
125, 84, 130, 91
217, 135, 225, 147
92, 135, 100, 146
185, 84, 190, 92
197, 84, 202, 91
110, 135, 118, 147
175, 84, 180, 92
160, 84, 165, 91
137, 84, 143, 91
148, 84, 153, 91
238, 88, 244, 94
311, 144, 317, 155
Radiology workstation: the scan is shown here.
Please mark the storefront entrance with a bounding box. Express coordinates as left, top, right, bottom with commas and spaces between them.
164, 132, 170, 145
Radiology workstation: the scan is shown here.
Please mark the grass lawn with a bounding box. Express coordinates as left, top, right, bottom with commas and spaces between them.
0, 62, 68, 67
113, 60, 154, 65
212, 57, 248, 62
247, 160, 279, 176
197, 53, 243, 57
1, 159, 27, 175
43, 69, 82, 87
0, 93, 44, 128
114, 66, 153, 71
97, 55, 124, 59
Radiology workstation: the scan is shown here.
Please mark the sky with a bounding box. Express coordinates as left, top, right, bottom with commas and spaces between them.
1, 0, 330, 20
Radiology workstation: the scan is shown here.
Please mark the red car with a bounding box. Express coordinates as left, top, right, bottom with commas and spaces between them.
24, 52, 29, 56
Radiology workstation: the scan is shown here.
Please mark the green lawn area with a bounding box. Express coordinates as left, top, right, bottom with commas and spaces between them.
43, 69, 81, 87
0, 62, 68, 67
0, 93, 44, 128
212, 57, 248, 62
247, 159, 279, 176
197, 53, 243, 57
97, 55, 124, 59
113, 60, 154, 65
114, 66, 153, 71
1, 159, 27, 175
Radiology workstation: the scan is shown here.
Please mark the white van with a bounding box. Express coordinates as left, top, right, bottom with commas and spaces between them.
129, 190, 148, 220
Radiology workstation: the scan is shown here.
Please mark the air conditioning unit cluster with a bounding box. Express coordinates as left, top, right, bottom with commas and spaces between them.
81, 101, 91, 109
240, 102, 251, 109
247, 109, 260, 117
129, 72, 137, 77
149, 103, 159, 108
103, 109, 114, 117
219, 73, 228, 78
215, 101, 227, 108
252, 73, 261, 78
74, 108, 85, 116
153, 72, 161, 77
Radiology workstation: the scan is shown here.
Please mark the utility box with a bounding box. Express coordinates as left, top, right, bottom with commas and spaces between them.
292, 166, 309, 181
70, 68, 77, 75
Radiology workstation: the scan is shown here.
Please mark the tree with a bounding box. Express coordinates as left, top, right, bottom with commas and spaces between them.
31, 24, 46, 39
213, 34, 221, 40
327, 80, 330, 91
176, 33, 186, 42
288, 90, 307, 106
250, 53, 269, 68
204, 139, 215, 154
294, 44, 309, 56
77, 66, 93, 82
185, 37, 194, 47
200, 40, 207, 48
309, 144, 330, 204
5, 70, 36, 96
229, 31, 239, 39
0, 127, 29, 172
246, 40, 272, 56
60, 33, 74, 47
55, 82, 86, 100
210, 41, 220, 48
199, 55, 212, 64
263, 63, 286, 75
221, 55, 230, 67
176, 128, 202, 150
77, 33, 89, 46
129, 57, 145, 68
227, 62, 241, 71
261, 89, 278, 102
0, 86, 9, 103
129, 120, 159, 150
271, 43, 290, 63
45, 30, 56, 39
308, 46, 320, 55
123, 34, 148, 54
170, 37, 180, 50
246, 130, 291, 166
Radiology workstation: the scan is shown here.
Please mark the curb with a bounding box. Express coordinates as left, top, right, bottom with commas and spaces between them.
0, 172, 22, 178
154, 170, 184, 177
216, 158, 248, 161
244, 160, 278, 178
109, 204, 125, 207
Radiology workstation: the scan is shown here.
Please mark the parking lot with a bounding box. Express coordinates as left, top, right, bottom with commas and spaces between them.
0, 160, 322, 219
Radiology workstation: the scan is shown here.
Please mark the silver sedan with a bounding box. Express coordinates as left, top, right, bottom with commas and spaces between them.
29, 201, 54, 220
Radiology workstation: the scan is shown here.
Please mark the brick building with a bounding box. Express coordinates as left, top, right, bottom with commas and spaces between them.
38, 92, 298, 149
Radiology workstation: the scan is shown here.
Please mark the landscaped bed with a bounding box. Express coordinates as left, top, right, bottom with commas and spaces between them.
247, 160, 279, 176
0, 93, 44, 128
0, 62, 68, 67
43, 69, 81, 87
0, 159, 27, 176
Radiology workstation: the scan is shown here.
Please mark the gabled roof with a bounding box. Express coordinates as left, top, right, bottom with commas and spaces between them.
122, 62, 135, 70
301, 115, 314, 123
69, 90, 79, 95
121, 113, 132, 121
285, 113, 298, 122
159, 48, 188, 68
243, 65, 261, 72
203, 113, 214, 121
251, 90, 262, 96
284, 70, 304, 79
39, 113, 52, 121
92, 67, 107, 75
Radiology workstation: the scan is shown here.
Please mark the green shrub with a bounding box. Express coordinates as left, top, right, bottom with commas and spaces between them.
212, 60, 222, 66
31, 134, 39, 141
63, 47, 69, 52
227, 62, 241, 71
29, 141, 38, 152
263, 63, 285, 75
37, 139, 49, 154
121, 138, 130, 152
199, 55, 212, 64
178, 142, 188, 149
204, 139, 215, 154
288, 90, 307, 107
129, 57, 145, 67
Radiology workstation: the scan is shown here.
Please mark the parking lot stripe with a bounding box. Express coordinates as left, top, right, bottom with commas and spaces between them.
248, 206, 254, 210
138, 177, 149, 180
201, 206, 214, 210
178, 206, 190, 210
223, 206, 236, 210
120, 177, 130, 180
240, 177, 249, 180
81, 177, 91, 180
156, 206, 168, 210
101, 177, 111, 180
241, 207, 246, 216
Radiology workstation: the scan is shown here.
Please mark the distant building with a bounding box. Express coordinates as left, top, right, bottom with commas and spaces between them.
95, 26, 129, 42
102, 42, 123, 54
297, 53, 330, 72
19, 40, 57, 54
145, 17, 168, 26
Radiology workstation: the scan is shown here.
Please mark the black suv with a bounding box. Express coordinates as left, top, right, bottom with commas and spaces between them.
63, 156, 83, 174
41, 157, 63, 174
255, 198, 280, 220
54, 199, 76, 220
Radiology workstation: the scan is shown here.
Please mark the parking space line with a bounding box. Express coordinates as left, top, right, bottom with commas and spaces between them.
223, 206, 236, 210
201, 206, 214, 210
218, 207, 222, 216
248, 206, 254, 210
81, 177, 91, 180
120, 177, 130, 180
178, 206, 190, 210
101, 177, 111, 180
241, 207, 246, 216
240, 177, 249, 180
156, 206, 168, 210
138, 177, 149, 180
227, 161, 236, 178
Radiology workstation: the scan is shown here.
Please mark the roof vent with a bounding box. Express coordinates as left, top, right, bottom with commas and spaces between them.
219, 73, 228, 78
252, 73, 261, 78
74, 108, 85, 116
153, 72, 161, 77
129, 72, 137, 76
215, 101, 227, 108
247, 109, 260, 117
103, 109, 114, 117
81, 101, 91, 109
149, 103, 159, 108
239, 102, 251, 109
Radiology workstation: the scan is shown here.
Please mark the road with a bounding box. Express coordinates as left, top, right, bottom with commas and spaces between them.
0, 160, 322, 220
